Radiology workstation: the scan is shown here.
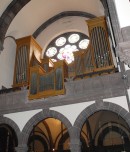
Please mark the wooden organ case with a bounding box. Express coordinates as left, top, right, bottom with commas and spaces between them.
13, 36, 42, 87
68, 16, 115, 78
13, 16, 115, 100
29, 60, 68, 99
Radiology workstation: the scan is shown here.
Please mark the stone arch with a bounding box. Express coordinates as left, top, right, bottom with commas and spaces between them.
93, 121, 130, 146
0, 0, 103, 50
0, 0, 31, 46
33, 11, 96, 38
74, 102, 130, 139
96, 125, 129, 146
0, 116, 20, 146
21, 109, 72, 146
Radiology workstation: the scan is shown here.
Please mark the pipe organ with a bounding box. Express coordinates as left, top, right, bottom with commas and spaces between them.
87, 17, 113, 68
29, 60, 68, 99
68, 17, 114, 78
13, 36, 42, 87
13, 16, 115, 100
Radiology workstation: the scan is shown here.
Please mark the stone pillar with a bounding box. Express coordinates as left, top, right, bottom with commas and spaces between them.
100, 0, 123, 44
107, 0, 123, 43
69, 127, 81, 152
70, 139, 81, 152
15, 145, 28, 152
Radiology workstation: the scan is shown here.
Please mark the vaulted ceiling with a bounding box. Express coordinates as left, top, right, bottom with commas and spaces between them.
0, 0, 104, 43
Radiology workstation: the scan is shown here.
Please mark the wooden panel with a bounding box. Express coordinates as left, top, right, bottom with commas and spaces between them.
41, 58, 54, 72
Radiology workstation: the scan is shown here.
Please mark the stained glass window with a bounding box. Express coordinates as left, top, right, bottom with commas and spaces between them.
68, 34, 80, 43
46, 47, 57, 57
79, 39, 89, 49
57, 45, 75, 64
55, 37, 66, 46
45, 32, 89, 64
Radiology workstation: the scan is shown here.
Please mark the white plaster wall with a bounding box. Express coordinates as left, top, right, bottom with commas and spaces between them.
7, 0, 104, 39
114, 0, 130, 28
103, 96, 129, 112
0, 38, 16, 89
50, 101, 95, 126
4, 109, 42, 131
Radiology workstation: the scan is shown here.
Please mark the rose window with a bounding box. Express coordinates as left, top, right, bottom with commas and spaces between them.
44, 32, 89, 64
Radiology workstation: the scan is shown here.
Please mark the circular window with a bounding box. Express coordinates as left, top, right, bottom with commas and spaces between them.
46, 47, 57, 57
68, 34, 80, 43
57, 45, 75, 64
45, 32, 89, 64
55, 37, 66, 46
79, 39, 89, 49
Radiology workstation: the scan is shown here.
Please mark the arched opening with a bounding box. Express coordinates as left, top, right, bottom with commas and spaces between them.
27, 118, 70, 152
80, 110, 130, 152
0, 124, 18, 152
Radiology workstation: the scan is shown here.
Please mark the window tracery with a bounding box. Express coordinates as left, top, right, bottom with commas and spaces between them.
45, 32, 89, 64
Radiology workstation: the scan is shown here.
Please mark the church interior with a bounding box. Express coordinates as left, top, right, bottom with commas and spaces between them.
0, 0, 130, 152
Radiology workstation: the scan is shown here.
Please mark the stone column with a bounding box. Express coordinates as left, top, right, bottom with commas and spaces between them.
70, 139, 81, 152
100, 0, 123, 44
69, 127, 81, 152
107, 0, 123, 43
15, 145, 28, 152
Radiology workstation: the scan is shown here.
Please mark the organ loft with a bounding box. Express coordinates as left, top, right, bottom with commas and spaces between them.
13, 16, 115, 100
